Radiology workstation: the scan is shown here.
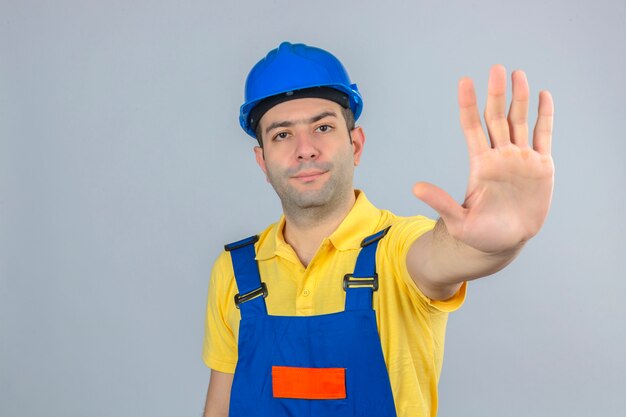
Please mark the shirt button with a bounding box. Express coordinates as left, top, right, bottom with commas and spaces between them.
302, 289, 311, 297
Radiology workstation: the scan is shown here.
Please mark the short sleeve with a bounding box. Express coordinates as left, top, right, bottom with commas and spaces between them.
202, 251, 238, 373
382, 216, 467, 313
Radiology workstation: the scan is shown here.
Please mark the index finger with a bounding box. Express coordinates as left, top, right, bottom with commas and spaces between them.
458, 77, 489, 156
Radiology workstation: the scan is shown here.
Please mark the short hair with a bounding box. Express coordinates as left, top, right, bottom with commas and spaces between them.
255, 105, 355, 148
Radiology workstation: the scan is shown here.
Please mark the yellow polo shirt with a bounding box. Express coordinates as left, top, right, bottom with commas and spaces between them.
202, 191, 466, 417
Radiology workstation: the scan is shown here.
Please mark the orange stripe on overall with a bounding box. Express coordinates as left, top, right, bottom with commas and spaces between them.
272, 366, 347, 400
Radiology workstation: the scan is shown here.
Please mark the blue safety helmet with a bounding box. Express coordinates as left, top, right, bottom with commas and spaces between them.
239, 42, 363, 139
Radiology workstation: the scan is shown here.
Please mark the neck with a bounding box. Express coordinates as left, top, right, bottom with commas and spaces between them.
282, 190, 356, 267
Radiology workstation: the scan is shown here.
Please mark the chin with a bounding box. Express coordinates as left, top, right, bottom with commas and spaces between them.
280, 185, 336, 209
293, 191, 333, 208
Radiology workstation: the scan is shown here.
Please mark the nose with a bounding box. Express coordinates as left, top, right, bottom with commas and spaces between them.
295, 131, 319, 161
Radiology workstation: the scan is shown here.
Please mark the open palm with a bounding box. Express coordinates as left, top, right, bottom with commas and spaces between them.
413, 65, 554, 253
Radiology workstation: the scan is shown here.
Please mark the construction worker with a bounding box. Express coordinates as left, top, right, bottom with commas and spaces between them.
202, 41, 554, 417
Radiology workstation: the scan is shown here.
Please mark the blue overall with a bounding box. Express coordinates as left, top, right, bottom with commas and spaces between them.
224, 227, 397, 417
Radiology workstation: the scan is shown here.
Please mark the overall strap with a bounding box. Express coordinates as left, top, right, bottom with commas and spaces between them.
344, 226, 391, 311
225, 235, 268, 317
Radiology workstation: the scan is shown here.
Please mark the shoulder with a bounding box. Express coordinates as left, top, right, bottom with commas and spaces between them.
386, 214, 437, 240
355, 201, 436, 259
375, 209, 437, 246
212, 221, 279, 273
372, 212, 436, 267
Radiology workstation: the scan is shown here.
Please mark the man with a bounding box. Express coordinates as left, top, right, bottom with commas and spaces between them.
202, 42, 554, 417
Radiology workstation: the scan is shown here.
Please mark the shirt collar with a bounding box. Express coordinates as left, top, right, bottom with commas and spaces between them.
256, 190, 383, 261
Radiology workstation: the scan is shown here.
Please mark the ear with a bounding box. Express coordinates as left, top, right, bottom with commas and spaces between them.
254, 146, 270, 182
350, 126, 366, 166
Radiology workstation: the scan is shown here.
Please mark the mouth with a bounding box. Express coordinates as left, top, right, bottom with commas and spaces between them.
292, 170, 328, 182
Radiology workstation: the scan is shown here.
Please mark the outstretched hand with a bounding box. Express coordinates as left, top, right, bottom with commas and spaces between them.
413, 65, 554, 254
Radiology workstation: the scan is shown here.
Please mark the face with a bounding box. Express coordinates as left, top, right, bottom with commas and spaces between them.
254, 98, 365, 213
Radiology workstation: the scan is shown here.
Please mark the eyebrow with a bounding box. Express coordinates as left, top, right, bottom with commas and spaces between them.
264, 111, 338, 135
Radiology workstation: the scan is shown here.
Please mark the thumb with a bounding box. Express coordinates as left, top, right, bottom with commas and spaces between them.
412, 182, 464, 226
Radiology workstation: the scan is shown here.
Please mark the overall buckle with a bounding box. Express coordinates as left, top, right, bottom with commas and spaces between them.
234, 282, 268, 308
343, 274, 379, 291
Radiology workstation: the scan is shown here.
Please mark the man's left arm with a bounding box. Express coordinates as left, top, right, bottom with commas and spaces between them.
407, 65, 554, 301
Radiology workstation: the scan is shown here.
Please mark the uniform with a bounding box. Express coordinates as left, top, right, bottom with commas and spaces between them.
203, 191, 466, 417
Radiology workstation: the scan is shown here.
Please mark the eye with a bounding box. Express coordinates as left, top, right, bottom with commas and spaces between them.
315, 124, 333, 133
273, 131, 290, 141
